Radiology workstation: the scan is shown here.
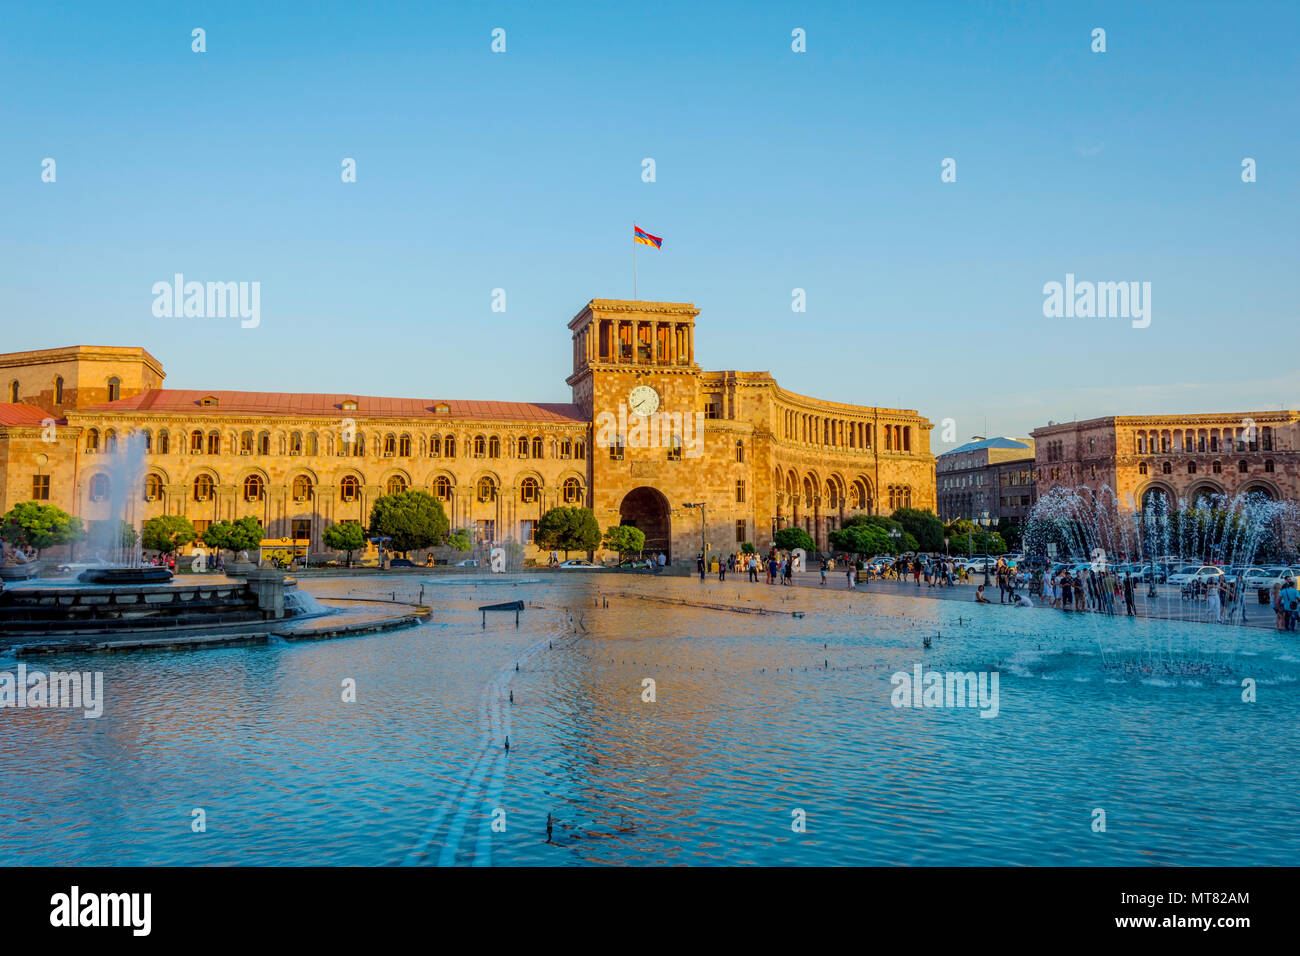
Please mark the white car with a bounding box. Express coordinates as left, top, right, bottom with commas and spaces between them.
557, 559, 603, 570
54, 557, 113, 575
454, 559, 478, 567
1167, 565, 1225, 585
1243, 566, 1299, 588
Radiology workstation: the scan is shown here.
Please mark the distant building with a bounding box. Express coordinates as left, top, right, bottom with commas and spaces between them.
1031, 412, 1300, 511
937, 437, 1037, 524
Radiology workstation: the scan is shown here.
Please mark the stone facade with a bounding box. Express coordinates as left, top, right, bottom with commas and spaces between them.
937, 437, 1037, 523
1031, 412, 1300, 510
0, 299, 935, 563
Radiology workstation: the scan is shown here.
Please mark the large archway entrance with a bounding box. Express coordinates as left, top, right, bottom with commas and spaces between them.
619, 486, 672, 560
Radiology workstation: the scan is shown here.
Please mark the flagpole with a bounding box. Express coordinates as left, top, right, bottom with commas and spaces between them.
633, 221, 638, 300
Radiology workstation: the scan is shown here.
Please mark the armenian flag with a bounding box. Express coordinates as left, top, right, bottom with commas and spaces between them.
634, 225, 662, 249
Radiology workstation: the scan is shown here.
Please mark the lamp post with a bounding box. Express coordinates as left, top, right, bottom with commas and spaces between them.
889, 527, 901, 569
980, 511, 992, 586
683, 502, 706, 563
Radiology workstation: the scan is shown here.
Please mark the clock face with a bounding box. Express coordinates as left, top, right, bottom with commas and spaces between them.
628, 385, 660, 417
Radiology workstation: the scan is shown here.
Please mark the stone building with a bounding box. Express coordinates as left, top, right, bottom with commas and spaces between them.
1031, 412, 1300, 511
0, 300, 935, 562
936, 437, 1037, 524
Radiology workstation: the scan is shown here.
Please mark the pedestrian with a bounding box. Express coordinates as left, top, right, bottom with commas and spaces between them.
1123, 573, 1135, 616
820, 558, 828, 586
697, 552, 706, 581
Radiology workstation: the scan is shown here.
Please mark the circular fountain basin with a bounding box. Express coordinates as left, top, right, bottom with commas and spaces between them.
77, 566, 174, 585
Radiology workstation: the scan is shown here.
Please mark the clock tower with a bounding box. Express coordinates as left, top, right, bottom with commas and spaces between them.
566, 299, 702, 559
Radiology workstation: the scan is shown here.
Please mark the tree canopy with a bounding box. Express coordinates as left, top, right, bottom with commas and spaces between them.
829, 522, 893, 556
535, 507, 601, 557
774, 527, 815, 553
0, 502, 83, 553
603, 524, 646, 559
368, 490, 449, 554
142, 514, 196, 556
202, 516, 265, 559
321, 521, 367, 565
891, 507, 946, 552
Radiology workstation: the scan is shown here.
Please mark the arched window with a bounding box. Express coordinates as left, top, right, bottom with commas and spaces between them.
666, 435, 682, 461
207, 430, 220, 455
244, 475, 265, 501
609, 434, 625, 461
473, 435, 486, 458
88, 473, 110, 501
189, 430, 203, 454
1188, 461, 1197, 474
85, 428, 100, 453
157, 429, 170, 454
444, 435, 456, 458
339, 476, 360, 502
292, 475, 313, 501
353, 432, 366, 456
520, 477, 539, 503
306, 432, 318, 456
517, 437, 529, 458
7, 381, 17, 403
575, 440, 585, 460
1212, 460, 1222, 474
1265, 459, 1275, 473
105, 429, 117, 453
386, 475, 407, 495
476, 476, 497, 502
1161, 461, 1172, 474
144, 474, 163, 501
1238, 460, 1248, 473
290, 432, 303, 455
736, 440, 745, 462
488, 436, 500, 459
257, 431, 271, 455
433, 476, 451, 501
383, 434, 396, 457
1138, 462, 1148, 475
429, 435, 442, 457
531, 437, 543, 459
562, 477, 582, 504
239, 431, 253, 454
398, 434, 412, 457
194, 474, 215, 501
107, 377, 121, 402
53, 377, 63, 404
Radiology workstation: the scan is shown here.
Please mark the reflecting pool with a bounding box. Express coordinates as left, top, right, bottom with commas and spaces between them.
2, 574, 1296, 866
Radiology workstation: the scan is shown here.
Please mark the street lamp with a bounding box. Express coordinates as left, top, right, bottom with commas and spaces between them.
980, 511, 992, 586
683, 502, 706, 562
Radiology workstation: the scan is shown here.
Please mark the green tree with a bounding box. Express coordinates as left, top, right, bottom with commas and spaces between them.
368, 490, 449, 554
774, 527, 815, 553
446, 529, 472, 552
535, 507, 602, 558
319, 520, 366, 567
603, 524, 646, 560
829, 523, 892, 557
0, 502, 83, 554
739, 541, 756, 554
891, 507, 945, 552
141, 514, 196, 557
202, 516, 265, 562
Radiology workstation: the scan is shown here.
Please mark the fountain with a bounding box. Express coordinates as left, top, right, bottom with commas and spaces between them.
73, 430, 174, 584
1023, 484, 1300, 677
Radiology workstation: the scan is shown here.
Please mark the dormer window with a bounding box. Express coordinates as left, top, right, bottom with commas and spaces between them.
200, 395, 219, 407
342, 400, 358, 411
435, 403, 449, 414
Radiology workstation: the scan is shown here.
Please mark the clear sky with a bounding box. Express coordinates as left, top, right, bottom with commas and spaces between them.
3, 1, 1296, 450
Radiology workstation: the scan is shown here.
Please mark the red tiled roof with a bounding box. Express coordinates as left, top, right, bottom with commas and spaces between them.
0, 403, 56, 426
82, 390, 586, 423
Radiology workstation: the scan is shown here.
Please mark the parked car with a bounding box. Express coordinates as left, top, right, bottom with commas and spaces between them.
1242, 566, 1300, 588
1167, 565, 1226, 585
54, 557, 112, 575
557, 559, 602, 570
454, 559, 478, 567
388, 558, 416, 567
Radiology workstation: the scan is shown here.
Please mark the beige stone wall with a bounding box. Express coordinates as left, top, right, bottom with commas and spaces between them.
0, 346, 164, 415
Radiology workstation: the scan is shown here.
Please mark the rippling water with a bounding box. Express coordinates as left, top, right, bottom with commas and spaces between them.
2, 574, 1296, 866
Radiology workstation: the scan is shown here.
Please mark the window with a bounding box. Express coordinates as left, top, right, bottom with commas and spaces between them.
207, 431, 220, 455
516, 437, 529, 458
736, 520, 746, 543
1161, 461, 1172, 474
521, 519, 537, 544
256, 431, 270, 455
444, 436, 456, 458
85, 428, 99, 453
190, 430, 204, 454
609, 435, 625, 461
107, 377, 121, 402
736, 440, 744, 463
562, 478, 582, 504
1187, 462, 1197, 474
1138, 462, 1148, 475
736, 480, 746, 503
531, 437, 543, 459
200, 396, 218, 408
704, 397, 722, 420
520, 477, 539, 503
575, 440, 585, 460
1238, 460, 1248, 473
430, 435, 442, 457
105, 429, 117, 453
290, 432, 303, 456
89, 473, 110, 502
487, 436, 500, 459
53, 377, 63, 404
306, 432, 318, 456
32, 475, 50, 500
240, 431, 253, 455
1212, 460, 1222, 474
383, 434, 396, 457
352, 432, 366, 456
1265, 459, 1275, 473
193, 519, 211, 540
387, 475, 408, 495
244, 475, 265, 501
433, 476, 451, 501
292, 475, 313, 501
291, 519, 311, 542
434, 403, 449, 414
193, 474, 215, 501
559, 439, 571, 459
477, 520, 496, 544
477, 477, 497, 502
666, 435, 682, 461
144, 474, 163, 500
340, 475, 360, 502
157, 430, 170, 454
399, 434, 412, 457
342, 400, 358, 411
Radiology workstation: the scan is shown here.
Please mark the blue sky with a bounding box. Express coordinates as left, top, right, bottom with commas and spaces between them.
2, 1, 1296, 448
